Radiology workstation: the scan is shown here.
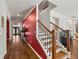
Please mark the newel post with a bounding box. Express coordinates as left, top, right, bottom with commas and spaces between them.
52, 30, 56, 59
65, 30, 71, 51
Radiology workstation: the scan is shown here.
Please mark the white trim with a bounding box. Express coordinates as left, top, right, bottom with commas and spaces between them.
26, 41, 42, 59
36, 36, 51, 58
38, 35, 51, 38
9, 20, 13, 41
36, 4, 39, 38
23, 6, 35, 21
22, 37, 42, 59
40, 39, 52, 43
50, 10, 53, 31
36, 5, 48, 57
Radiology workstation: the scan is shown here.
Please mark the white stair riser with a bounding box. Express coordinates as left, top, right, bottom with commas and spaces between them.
38, 25, 69, 59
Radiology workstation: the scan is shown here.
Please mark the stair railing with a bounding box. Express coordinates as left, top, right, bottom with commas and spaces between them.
38, 20, 56, 59
50, 22, 71, 51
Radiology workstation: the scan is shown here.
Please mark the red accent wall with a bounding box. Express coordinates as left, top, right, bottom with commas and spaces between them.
23, 8, 47, 59
6, 16, 10, 50
7, 18, 9, 40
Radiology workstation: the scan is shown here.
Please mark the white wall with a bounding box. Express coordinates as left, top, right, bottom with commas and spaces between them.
0, 0, 8, 59
39, 8, 50, 29
39, 3, 53, 30
50, 11, 77, 34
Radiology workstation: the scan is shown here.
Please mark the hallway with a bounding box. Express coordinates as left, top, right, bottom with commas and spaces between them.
4, 36, 39, 59
0, 0, 78, 59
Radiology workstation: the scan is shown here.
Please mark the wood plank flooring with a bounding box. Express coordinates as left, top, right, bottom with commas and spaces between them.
56, 51, 67, 59
4, 37, 78, 59
4, 37, 39, 59
71, 39, 78, 59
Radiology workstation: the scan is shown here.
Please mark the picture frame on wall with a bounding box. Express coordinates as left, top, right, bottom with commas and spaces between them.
1, 16, 4, 27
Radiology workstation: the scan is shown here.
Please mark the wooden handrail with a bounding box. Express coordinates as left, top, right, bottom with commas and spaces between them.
52, 30, 56, 59
65, 30, 71, 51
38, 20, 56, 59
38, 20, 52, 34
50, 22, 65, 32
50, 22, 71, 51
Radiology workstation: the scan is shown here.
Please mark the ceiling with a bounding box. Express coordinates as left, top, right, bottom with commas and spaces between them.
11, 6, 33, 23
38, 1, 57, 12
48, 0, 78, 18
5, 0, 42, 16
5, 0, 78, 21
5, 0, 56, 23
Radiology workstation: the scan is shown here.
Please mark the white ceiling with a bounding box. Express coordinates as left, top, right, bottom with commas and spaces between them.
11, 7, 33, 23
38, 1, 57, 12
4, 0, 78, 20
48, 0, 78, 18
5, 0, 42, 16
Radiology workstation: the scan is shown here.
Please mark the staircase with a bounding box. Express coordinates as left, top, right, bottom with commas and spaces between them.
37, 20, 71, 59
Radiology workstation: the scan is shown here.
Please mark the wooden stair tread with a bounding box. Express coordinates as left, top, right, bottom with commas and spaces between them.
44, 40, 52, 45
48, 40, 52, 45
47, 40, 60, 45
48, 47, 67, 59
56, 51, 67, 59
48, 46, 61, 53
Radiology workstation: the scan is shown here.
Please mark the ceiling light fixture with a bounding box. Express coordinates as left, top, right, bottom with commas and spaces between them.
67, 20, 72, 24
17, 14, 20, 17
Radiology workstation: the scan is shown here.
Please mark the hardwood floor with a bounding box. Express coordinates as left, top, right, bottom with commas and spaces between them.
4, 37, 39, 59
4, 36, 78, 59
48, 39, 78, 59
56, 51, 67, 59
71, 39, 78, 59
